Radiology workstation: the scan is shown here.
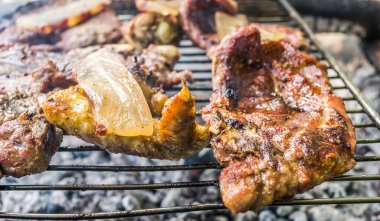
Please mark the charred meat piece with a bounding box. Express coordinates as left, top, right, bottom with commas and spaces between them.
122, 12, 181, 49
55, 9, 122, 51
43, 83, 210, 160
180, 0, 308, 57
201, 26, 356, 213
0, 25, 57, 45
0, 2, 122, 49
0, 92, 62, 178
0, 44, 61, 94
133, 45, 193, 87
180, 0, 238, 50
15, 0, 111, 34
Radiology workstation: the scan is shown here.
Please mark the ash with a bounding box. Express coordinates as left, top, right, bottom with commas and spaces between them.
1, 34, 380, 221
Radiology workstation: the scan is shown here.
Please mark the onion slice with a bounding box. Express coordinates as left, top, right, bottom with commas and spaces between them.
215, 11, 248, 40
16, 0, 111, 34
76, 49, 153, 137
258, 27, 287, 42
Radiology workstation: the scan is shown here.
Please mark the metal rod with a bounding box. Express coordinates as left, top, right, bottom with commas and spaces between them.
0, 174, 378, 192
43, 156, 380, 172
356, 138, 380, 144
0, 181, 219, 191
1, 198, 380, 220
47, 164, 222, 172
45, 156, 380, 172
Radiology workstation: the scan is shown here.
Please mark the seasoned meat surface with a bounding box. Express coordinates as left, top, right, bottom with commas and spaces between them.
0, 93, 62, 177
43, 83, 210, 160
0, 44, 60, 94
201, 26, 356, 213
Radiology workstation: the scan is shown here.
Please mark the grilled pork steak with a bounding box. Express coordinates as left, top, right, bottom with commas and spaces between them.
0, 93, 62, 178
201, 26, 356, 213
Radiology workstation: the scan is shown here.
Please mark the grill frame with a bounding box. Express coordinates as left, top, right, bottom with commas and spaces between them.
1, 0, 380, 219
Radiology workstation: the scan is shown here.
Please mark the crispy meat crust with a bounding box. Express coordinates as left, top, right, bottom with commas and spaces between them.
43, 83, 210, 160
201, 26, 356, 213
0, 93, 62, 178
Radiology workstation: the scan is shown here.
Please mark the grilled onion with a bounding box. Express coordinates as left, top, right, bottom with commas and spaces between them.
215, 11, 248, 40
76, 49, 153, 137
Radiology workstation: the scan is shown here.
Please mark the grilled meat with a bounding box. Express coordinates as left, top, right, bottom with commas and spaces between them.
43, 83, 210, 160
0, 25, 56, 45
0, 42, 187, 94
201, 26, 356, 213
122, 12, 181, 49
180, 0, 237, 51
55, 9, 122, 51
134, 45, 193, 87
0, 6, 122, 49
180, 0, 308, 57
32, 44, 189, 115
0, 44, 61, 94
0, 92, 62, 178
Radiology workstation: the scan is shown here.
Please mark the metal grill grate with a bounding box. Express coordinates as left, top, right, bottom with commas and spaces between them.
1, 0, 380, 219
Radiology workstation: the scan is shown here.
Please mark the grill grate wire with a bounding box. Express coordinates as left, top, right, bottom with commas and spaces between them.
1, 0, 380, 219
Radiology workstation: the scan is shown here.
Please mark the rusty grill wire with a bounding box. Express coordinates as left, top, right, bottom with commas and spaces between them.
1, 0, 380, 219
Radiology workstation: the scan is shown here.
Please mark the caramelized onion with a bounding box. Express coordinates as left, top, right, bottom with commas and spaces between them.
258, 27, 287, 42
16, 0, 111, 34
76, 49, 153, 137
215, 11, 248, 40
135, 0, 181, 16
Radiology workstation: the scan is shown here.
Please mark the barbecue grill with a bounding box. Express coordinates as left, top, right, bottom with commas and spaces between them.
1, 0, 380, 219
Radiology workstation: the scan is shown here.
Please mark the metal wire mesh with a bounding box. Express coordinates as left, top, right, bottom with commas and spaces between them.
1, 0, 380, 219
